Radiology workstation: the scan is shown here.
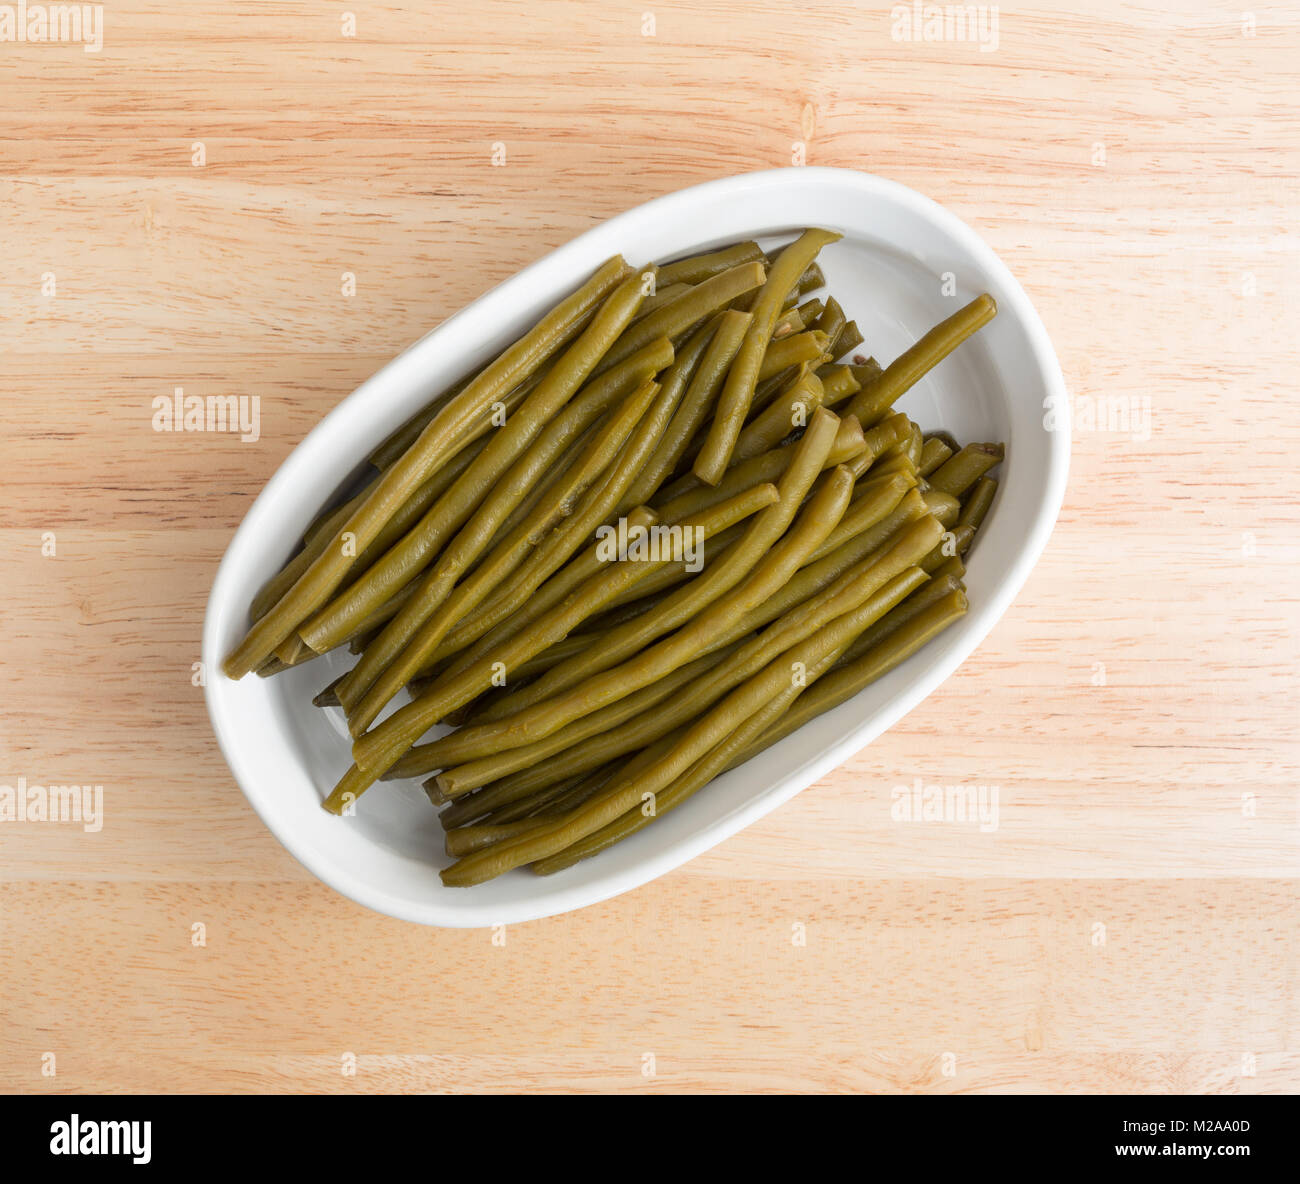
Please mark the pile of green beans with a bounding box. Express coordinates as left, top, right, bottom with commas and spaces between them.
224, 233, 1004, 886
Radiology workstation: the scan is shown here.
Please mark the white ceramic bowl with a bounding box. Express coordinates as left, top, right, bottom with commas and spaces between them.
203, 167, 1069, 926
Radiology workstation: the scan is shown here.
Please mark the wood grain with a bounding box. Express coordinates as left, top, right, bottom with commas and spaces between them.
2, 0, 1298, 1094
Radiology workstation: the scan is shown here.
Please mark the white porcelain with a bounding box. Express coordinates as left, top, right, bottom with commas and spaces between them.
203, 167, 1069, 927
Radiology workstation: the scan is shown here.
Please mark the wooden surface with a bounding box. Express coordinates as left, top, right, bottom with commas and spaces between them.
2, 1, 1298, 1095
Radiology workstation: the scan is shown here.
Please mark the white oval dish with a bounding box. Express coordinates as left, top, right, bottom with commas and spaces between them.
203, 167, 1069, 927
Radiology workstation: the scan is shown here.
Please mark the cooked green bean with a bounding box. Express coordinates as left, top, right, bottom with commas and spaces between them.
805, 478, 935, 564
462, 415, 847, 733
439, 583, 898, 886
652, 414, 864, 527
928, 555, 966, 583
575, 518, 750, 617
771, 307, 804, 339
657, 241, 765, 287
325, 483, 782, 809
427, 642, 746, 793
441, 606, 692, 730
529, 634, 856, 875
535, 765, 621, 812
830, 319, 864, 361
845, 293, 996, 430
796, 297, 825, 326
474, 418, 599, 544
731, 368, 825, 464
460, 488, 931, 762
902, 421, 924, 469
306, 366, 660, 675
847, 357, 882, 385
434, 545, 928, 798
922, 488, 961, 528
342, 378, 664, 734
693, 230, 841, 485
439, 719, 663, 819
530, 581, 916, 874
676, 511, 943, 688
927, 442, 1005, 498
751, 337, 835, 416
797, 261, 825, 297
451, 407, 683, 645
516, 769, 621, 821
585, 475, 920, 665
846, 412, 913, 479
385, 411, 844, 767
366, 365, 551, 475
447, 509, 926, 799
329, 581, 418, 649
253, 430, 490, 625
447, 768, 602, 829
757, 331, 830, 382
365, 364, 547, 474
815, 295, 845, 347
818, 364, 863, 410
312, 670, 348, 707
957, 475, 997, 530
248, 551, 327, 629
570, 581, 683, 636
920, 523, 975, 572
521, 760, 632, 819
595, 261, 764, 375
439, 760, 608, 829
632, 281, 691, 320
474, 454, 854, 726
863, 451, 917, 483
651, 408, 860, 513
268, 631, 316, 668
749, 364, 798, 412
864, 412, 912, 454
841, 363, 895, 427
611, 314, 731, 513
298, 273, 663, 659
843, 570, 965, 663
293, 480, 376, 569
357, 367, 700, 726
348, 625, 383, 655
730, 589, 969, 768
223, 255, 631, 679
311, 672, 346, 707
335, 392, 656, 719
792, 480, 923, 577
766, 263, 826, 318
339, 432, 491, 565
918, 436, 953, 478
444, 818, 548, 857
483, 632, 591, 685
368, 391, 456, 472
424, 505, 661, 682
355, 380, 557, 568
